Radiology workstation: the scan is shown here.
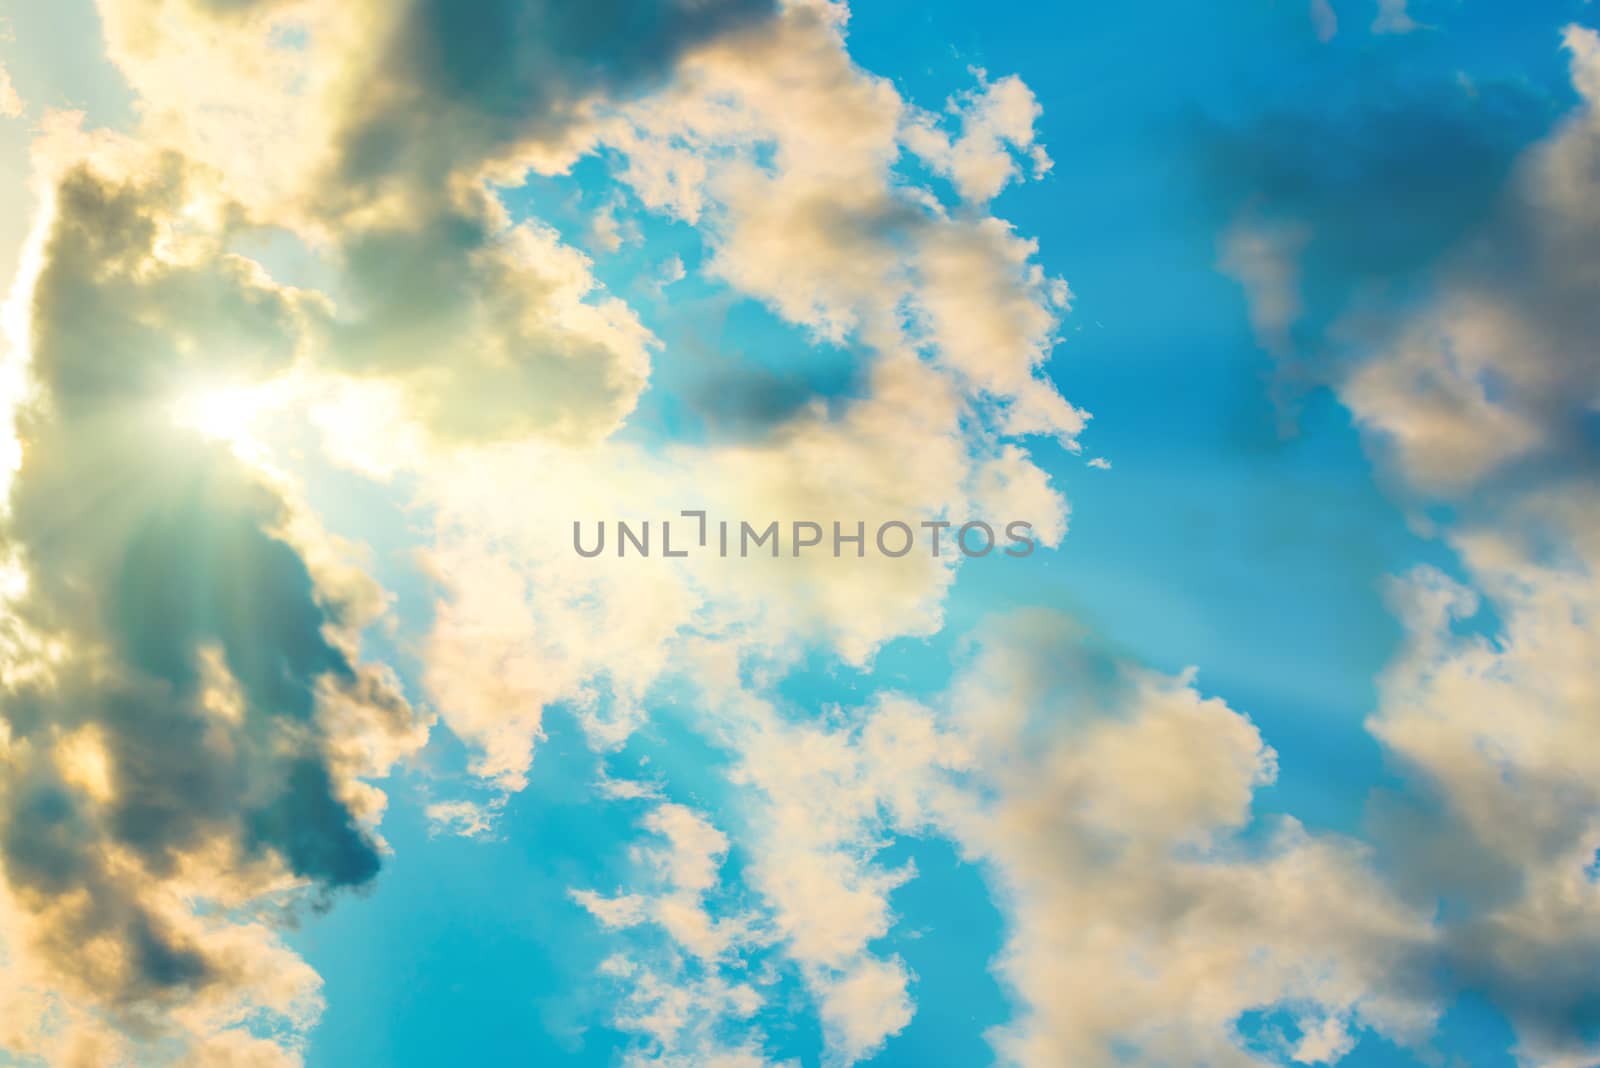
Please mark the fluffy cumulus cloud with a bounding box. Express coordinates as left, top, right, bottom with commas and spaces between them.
572, 801, 789, 1067
938, 615, 1439, 1068
903, 72, 1052, 203
2, 0, 1081, 1059
1215, 27, 1600, 492
1369, 493, 1600, 1068
1216, 24, 1600, 1065
567, 610, 1450, 1067
716, 692, 940, 1062
15, 0, 1597, 1064
567, 660, 941, 1065
1336, 30, 1600, 492
0, 1, 828, 1056
328, 0, 1079, 790
407, 355, 1065, 789
598, 0, 1084, 442
89, 0, 777, 447
30, 0, 1080, 800
0, 123, 428, 1063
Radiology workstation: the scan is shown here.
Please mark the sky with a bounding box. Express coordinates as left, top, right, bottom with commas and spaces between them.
0, 1, 1598, 1066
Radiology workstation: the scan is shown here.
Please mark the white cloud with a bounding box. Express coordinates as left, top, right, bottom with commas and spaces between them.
1230, 26, 1600, 494
1219, 218, 1308, 359
592, 197, 642, 254
0, 63, 22, 119
424, 799, 503, 839
604, 0, 1083, 442
903, 72, 1050, 203
396, 335, 1066, 786
721, 693, 952, 1063
1220, 26, 1600, 1063
572, 803, 790, 1065
1310, 0, 1340, 43
83, 0, 779, 449
579, 609, 1444, 1068
651, 255, 687, 296
1365, 491, 1600, 1066
1372, 0, 1418, 35
1293, 1014, 1357, 1064
599, 953, 785, 1068
932, 614, 1437, 1067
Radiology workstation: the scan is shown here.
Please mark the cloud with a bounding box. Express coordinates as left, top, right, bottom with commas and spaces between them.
0, 62, 22, 119
1341, 29, 1600, 491
649, 254, 686, 297
424, 798, 502, 839
379, 0, 1080, 789
591, 196, 641, 254
96, 0, 777, 212
324, 202, 657, 444
684, 358, 858, 440
1218, 218, 1308, 359
1202, 71, 1545, 319
912, 215, 1079, 440
39, 2, 1087, 1061
603, 0, 1084, 442
27, 3, 1600, 1066
1206, 35, 1595, 487
571, 608, 1443, 1067
0, 127, 427, 1063
719, 691, 952, 1063
572, 802, 790, 1066
317, 0, 776, 200
903, 71, 1051, 203
1301, 0, 1417, 40
574, 803, 744, 959
593, 951, 785, 1068
61, 0, 1075, 802
1367, 493, 1600, 1067
89, 0, 781, 447
400, 341, 1068, 789
922, 612, 1439, 1067
1310, 0, 1339, 43
567, 664, 960, 1066
1211, 24, 1600, 1062
1372, 0, 1418, 35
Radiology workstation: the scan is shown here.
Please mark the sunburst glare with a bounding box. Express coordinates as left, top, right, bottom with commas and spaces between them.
169, 380, 280, 459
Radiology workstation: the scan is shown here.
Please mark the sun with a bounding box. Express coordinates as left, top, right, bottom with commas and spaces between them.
169, 381, 276, 455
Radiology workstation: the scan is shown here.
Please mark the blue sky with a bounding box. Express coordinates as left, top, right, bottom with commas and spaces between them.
1, 1, 1598, 1066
